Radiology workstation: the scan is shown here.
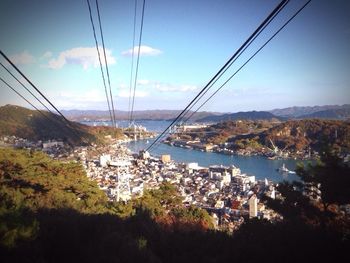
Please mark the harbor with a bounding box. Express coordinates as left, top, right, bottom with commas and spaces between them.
127, 137, 304, 182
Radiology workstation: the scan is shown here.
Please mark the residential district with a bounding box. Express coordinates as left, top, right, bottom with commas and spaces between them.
1, 135, 282, 231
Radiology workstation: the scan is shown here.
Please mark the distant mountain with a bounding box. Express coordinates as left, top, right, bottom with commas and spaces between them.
0, 105, 123, 145
298, 108, 350, 120
61, 104, 350, 122
61, 109, 220, 122
197, 111, 283, 123
269, 104, 350, 118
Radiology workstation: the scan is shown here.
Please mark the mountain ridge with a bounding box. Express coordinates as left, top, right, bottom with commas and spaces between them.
197, 111, 283, 122
60, 104, 350, 122
269, 104, 350, 118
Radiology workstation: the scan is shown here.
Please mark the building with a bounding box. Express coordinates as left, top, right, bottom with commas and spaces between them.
230, 166, 241, 177
161, 154, 171, 163
249, 194, 258, 218
179, 124, 208, 132
139, 150, 150, 160
222, 171, 231, 185
109, 160, 131, 168
99, 154, 111, 167
186, 162, 199, 170
42, 140, 64, 149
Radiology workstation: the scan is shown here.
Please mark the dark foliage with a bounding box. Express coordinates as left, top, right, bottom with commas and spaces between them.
1, 149, 349, 262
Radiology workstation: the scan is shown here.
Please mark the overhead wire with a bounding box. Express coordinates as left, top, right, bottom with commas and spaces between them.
183, 0, 312, 123
0, 50, 76, 130
0, 76, 78, 148
0, 61, 55, 115
129, 0, 146, 123
128, 0, 138, 123
0, 77, 51, 121
145, 0, 289, 152
180, 0, 290, 123
0, 61, 81, 138
0, 50, 104, 152
95, 0, 117, 127
86, 0, 115, 128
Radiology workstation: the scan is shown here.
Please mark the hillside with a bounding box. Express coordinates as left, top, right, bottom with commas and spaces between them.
168, 120, 278, 145
0, 105, 124, 145
0, 148, 348, 262
229, 119, 350, 154
170, 119, 350, 156
197, 111, 282, 123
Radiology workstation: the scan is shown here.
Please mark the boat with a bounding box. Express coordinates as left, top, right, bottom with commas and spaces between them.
277, 163, 289, 173
277, 163, 296, 174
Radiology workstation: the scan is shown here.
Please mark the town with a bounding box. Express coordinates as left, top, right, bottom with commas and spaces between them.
1, 134, 281, 231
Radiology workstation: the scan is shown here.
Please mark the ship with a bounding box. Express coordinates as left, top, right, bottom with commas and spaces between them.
277, 163, 295, 174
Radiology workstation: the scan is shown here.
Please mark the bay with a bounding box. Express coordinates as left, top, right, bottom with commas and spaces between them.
82, 120, 308, 182
127, 138, 305, 182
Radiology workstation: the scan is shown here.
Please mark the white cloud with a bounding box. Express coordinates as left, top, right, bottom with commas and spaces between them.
137, 79, 151, 85
53, 88, 117, 109
60, 89, 106, 103
119, 83, 128, 90
155, 83, 198, 92
127, 79, 198, 93
9, 51, 35, 65
122, 45, 162, 56
41, 51, 52, 59
118, 90, 148, 98
47, 47, 116, 69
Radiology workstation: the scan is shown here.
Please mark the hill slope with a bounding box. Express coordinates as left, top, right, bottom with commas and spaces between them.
227, 119, 350, 154
0, 105, 123, 145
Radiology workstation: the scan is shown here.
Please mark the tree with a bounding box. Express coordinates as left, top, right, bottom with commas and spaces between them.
297, 151, 350, 211
265, 149, 350, 228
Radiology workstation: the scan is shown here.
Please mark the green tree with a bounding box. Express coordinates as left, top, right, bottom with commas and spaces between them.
265, 150, 350, 227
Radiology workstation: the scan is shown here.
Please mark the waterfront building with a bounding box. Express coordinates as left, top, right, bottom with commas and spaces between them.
231, 166, 241, 177
161, 154, 171, 163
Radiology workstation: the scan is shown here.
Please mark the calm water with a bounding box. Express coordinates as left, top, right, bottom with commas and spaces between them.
127, 138, 306, 182
83, 120, 308, 182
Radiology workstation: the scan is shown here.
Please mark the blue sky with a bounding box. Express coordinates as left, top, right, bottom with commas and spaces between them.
0, 0, 349, 112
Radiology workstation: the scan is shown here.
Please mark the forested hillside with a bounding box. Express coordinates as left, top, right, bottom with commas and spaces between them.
0, 105, 124, 145
1, 148, 349, 262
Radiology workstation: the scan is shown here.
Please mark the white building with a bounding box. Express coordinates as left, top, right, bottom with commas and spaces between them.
230, 166, 241, 177
139, 150, 150, 160
109, 160, 131, 168
186, 162, 199, 170
99, 154, 111, 167
222, 171, 231, 185
249, 194, 258, 218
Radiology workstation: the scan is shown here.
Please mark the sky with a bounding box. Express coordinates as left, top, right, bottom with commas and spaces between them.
0, 0, 349, 113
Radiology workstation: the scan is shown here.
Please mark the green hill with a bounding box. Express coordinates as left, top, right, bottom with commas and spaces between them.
171, 119, 350, 155
258, 119, 350, 153
0, 104, 124, 145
